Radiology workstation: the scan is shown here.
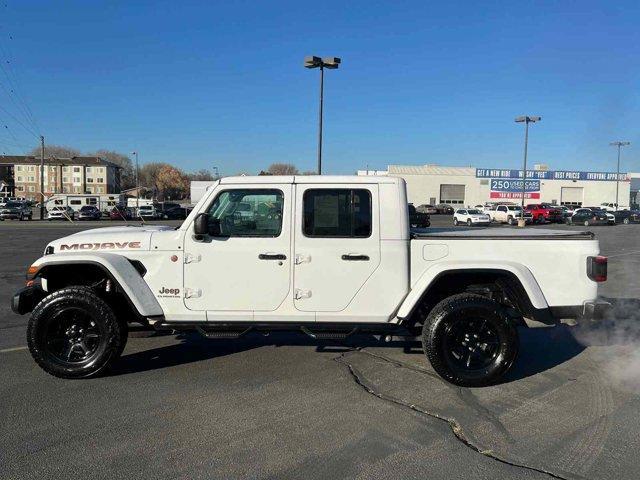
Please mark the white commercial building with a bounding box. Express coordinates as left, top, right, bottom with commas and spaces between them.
359, 164, 631, 209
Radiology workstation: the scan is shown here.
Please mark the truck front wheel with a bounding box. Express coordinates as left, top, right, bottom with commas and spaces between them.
421, 293, 518, 387
27, 287, 126, 379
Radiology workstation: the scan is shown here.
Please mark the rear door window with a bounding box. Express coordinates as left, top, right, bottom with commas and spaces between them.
303, 189, 371, 238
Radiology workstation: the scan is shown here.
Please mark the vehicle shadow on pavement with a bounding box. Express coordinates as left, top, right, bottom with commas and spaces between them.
110, 330, 424, 376
111, 326, 588, 382
504, 325, 585, 383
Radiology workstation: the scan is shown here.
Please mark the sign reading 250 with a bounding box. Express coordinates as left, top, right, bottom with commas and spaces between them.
490, 179, 540, 192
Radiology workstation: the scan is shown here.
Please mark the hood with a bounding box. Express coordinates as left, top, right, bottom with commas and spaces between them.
46, 225, 174, 254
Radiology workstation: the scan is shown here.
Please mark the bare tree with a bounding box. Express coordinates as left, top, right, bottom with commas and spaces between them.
188, 169, 216, 181
28, 144, 80, 158
267, 163, 299, 175
89, 149, 136, 190
301, 171, 317, 175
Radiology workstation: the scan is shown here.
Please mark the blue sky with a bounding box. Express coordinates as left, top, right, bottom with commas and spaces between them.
0, 0, 638, 175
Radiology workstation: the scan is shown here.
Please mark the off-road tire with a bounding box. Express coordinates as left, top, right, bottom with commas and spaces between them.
507, 216, 514, 225
27, 286, 125, 379
421, 293, 518, 387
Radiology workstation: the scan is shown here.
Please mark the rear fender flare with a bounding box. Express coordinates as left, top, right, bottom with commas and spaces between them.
396, 261, 548, 320
31, 253, 163, 317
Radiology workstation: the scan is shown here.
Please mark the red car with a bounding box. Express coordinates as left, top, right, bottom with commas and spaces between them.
109, 206, 133, 220
525, 203, 563, 223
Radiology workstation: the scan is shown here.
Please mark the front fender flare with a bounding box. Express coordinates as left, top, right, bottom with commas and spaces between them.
396, 261, 549, 320
31, 253, 163, 317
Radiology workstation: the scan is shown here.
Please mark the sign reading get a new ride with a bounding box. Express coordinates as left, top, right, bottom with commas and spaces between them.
476, 168, 629, 199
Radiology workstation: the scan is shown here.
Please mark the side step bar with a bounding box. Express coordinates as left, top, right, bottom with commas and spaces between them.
300, 326, 359, 340
154, 321, 414, 339
196, 326, 253, 339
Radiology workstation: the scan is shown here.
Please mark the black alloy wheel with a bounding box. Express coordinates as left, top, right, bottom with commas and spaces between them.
43, 307, 103, 364
422, 293, 518, 387
27, 287, 125, 379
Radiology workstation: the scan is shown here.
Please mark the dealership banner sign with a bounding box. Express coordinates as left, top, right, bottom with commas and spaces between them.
489, 179, 540, 199
476, 168, 629, 181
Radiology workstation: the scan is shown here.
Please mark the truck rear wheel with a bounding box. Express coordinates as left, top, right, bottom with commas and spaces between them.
27, 287, 125, 379
421, 293, 518, 387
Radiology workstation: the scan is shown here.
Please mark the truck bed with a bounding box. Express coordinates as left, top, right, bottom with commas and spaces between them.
412, 228, 594, 240
409, 227, 600, 308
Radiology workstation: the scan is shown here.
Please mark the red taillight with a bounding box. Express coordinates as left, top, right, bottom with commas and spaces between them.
587, 256, 607, 282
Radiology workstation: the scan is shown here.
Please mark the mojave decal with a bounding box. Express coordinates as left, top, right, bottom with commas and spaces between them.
60, 241, 142, 251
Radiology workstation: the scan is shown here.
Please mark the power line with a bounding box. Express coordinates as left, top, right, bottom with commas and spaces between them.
0, 14, 42, 136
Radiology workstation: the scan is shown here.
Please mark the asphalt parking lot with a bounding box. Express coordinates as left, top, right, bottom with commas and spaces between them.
1, 217, 639, 480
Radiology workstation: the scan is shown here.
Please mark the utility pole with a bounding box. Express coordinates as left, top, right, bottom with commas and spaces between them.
39, 135, 45, 220
610, 141, 630, 211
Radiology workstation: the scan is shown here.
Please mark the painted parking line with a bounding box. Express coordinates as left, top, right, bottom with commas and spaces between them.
0, 346, 28, 353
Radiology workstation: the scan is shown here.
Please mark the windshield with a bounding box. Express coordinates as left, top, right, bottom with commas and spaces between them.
467, 209, 481, 214
507, 206, 521, 211
5, 202, 21, 208
139, 206, 153, 211
80, 206, 94, 211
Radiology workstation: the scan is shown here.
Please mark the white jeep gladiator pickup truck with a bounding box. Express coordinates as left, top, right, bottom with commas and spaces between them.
12, 176, 609, 386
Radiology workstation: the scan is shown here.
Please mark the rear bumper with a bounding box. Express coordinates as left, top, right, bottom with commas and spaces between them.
11, 285, 46, 315
549, 301, 611, 321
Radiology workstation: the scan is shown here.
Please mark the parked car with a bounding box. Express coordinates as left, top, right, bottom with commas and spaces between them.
612, 210, 634, 224
525, 204, 563, 223
162, 206, 189, 220
556, 205, 575, 219
77, 205, 102, 221
47, 206, 75, 221
435, 203, 454, 215
408, 204, 430, 228
566, 208, 609, 226
585, 207, 615, 225
416, 204, 438, 214
489, 205, 533, 225
109, 206, 134, 221
600, 202, 629, 212
453, 208, 491, 226
0, 201, 32, 220
138, 205, 158, 220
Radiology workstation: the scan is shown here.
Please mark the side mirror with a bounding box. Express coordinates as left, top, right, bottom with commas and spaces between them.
194, 213, 222, 237
194, 213, 210, 236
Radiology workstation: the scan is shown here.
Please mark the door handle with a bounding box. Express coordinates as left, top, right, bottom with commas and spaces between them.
341, 254, 370, 261
259, 253, 287, 260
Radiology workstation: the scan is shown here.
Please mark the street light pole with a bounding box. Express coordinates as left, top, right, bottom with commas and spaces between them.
610, 141, 630, 211
515, 115, 541, 226
39, 135, 45, 220
131, 151, 139, 214
304, 56, 341, 175
317, 64, 324, 175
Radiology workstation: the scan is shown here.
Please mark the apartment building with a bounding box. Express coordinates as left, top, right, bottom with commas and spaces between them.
0, 156, 121, 201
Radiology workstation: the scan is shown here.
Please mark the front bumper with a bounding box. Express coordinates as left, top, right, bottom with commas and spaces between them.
0, 213, 20, 219
11, 285, 46, 315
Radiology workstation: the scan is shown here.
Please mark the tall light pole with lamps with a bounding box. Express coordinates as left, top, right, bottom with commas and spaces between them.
609, 141, 630, 211
131, 151, 139, 214
514, 115, 541, 226
304, 56, 341, 175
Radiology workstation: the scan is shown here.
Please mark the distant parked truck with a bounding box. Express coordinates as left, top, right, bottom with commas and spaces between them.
45, 194, 124, 216
126, 198, 154, 209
